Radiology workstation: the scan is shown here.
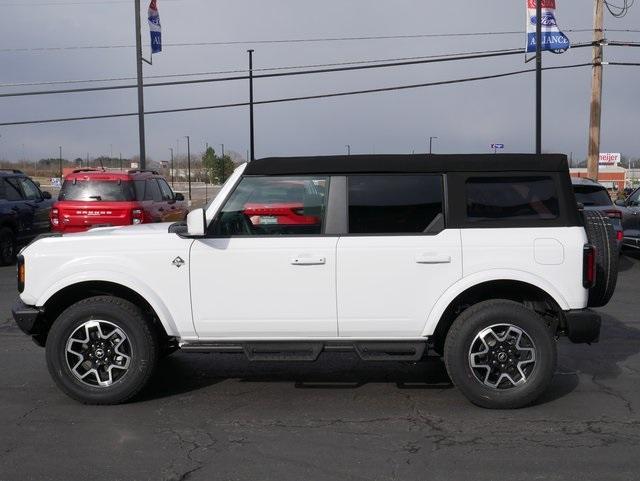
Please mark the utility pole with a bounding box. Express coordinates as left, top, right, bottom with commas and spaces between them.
120, 152, 123, 171
535, 0, 542, 155
220, 143, 225, 184
248, 49, 255, 161
58, 146, 62, 177
134, 0, 147, 170
185, 135, 192, 201
429, 136, 438, 154
588, 0, 605, 180
169, 147, 174, 187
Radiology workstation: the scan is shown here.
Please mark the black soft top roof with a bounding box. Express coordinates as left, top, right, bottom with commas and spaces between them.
244, 154, 569, 176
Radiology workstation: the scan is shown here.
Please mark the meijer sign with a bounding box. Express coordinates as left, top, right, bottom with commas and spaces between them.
599, 153, 621, 166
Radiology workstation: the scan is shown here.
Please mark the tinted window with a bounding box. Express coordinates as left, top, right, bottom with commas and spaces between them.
19, 178, 42, 201
573, 185, 612, 207
157, 179, 174, 201
211, 176, 328, 236
466, 177, 559, 221
144, 179, 162, 202
348, 175, 443, 234
4, 178, 23, 201
59, 180, 135, 201
628, 189, 640, 206
134, 180, 146, 201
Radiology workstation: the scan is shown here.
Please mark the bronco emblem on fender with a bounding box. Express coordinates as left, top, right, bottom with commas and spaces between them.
172, 257, 185, 268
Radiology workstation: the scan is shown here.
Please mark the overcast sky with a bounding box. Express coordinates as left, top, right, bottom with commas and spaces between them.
0, 0, 639, 163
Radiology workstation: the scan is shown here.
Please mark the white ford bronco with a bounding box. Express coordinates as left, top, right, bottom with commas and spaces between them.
12, 154, 618, 408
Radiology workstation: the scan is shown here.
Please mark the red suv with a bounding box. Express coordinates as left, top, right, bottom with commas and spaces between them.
51, 169, 188, 233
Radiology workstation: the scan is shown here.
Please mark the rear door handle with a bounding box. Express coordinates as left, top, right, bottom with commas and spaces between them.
415, 254, 451, 264
291, 256, 326, 266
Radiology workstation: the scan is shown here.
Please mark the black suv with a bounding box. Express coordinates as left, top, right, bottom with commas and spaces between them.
0, 170, 53, 265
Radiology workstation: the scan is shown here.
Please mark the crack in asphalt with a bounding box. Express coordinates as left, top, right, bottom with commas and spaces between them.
590, 375, 635, 414
161, 428, 217, 481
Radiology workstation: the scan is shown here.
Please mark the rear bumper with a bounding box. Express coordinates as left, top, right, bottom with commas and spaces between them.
564, 309, 601, 344
12, 298, 46, 346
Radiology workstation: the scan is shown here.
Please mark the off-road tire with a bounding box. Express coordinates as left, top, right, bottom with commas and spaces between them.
444, 299, 557, 409
0, 227, 17, 266
583, 210, 618, 307
46, 296, 158, 405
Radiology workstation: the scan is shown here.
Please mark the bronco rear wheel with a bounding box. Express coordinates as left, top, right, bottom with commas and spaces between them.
46, 296, 158, 404
444, 299, 556, 409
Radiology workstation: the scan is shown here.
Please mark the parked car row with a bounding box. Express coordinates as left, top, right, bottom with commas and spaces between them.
0, 168, 188, 265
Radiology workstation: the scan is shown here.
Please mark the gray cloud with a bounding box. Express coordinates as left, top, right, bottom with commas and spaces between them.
0, 0, 638, 162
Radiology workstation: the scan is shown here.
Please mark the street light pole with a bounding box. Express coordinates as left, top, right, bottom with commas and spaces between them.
169, 147, 174, 187
346, 145, 351, 156
185, 136, 192, 201
248, 49, 255, 161
134, 0, 146, 170
429, 136, 438, 154
535, 0, 542, 155
220, 143, 225, 184
58, 146, 62, 177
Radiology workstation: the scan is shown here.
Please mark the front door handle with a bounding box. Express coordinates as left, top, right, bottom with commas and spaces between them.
291, 256, 326, 266
415, 253, 451, 264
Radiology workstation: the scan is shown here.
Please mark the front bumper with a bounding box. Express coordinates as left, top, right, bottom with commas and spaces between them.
564, 309, 601, 344
12, 298, 46, 346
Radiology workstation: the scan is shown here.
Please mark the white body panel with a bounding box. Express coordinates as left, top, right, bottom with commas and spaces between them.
337, 230, 462, 337
20, 223, 195, 338
190, 237, 339, 338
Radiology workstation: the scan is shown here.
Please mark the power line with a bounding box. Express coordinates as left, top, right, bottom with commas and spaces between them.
0, 47, 543, 88
0, 63, 593, 127
0, 43, 600, 99
604, 0, 636, 18
0, 28, 597, 54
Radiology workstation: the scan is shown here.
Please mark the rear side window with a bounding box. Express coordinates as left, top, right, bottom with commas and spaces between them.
466, 176, 559, 221
348, 175, 444, 234
59, 180, 135, 201
573, 185, 612, 207
3, 178, 23, 201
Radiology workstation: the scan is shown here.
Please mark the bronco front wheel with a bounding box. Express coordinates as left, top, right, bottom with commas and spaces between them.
46, 296, 158, 404
444, 299, 557, 409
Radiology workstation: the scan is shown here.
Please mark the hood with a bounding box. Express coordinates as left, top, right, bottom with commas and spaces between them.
63, 222, 173, 238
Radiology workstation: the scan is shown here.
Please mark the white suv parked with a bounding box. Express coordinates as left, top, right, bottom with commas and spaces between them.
12, 154, 617, 408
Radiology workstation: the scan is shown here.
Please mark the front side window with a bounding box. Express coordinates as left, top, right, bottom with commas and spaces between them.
348, 175, 444, 234
628, 189, 640, 206
58, 180, 135, 201
144, 179, 162, 202
158, 179, 174, 201
18, 178, 42, 201
466, 176, 559, 221
211, 176, 329, 236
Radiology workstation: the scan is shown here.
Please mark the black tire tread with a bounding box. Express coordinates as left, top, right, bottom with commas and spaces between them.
583, 210, 618, 307
444, 299, 557, 409
46, 295, 158, 405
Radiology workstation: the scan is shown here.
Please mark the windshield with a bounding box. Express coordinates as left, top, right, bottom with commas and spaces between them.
59, 180, 135, 202
573, 185, 612, 207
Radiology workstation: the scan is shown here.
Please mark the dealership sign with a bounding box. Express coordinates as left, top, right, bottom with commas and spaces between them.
599, 153, 621, 166
525, 0, 571, 54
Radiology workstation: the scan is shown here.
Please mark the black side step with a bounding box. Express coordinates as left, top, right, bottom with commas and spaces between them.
353, 342, 426, 361
180, 340, 428, 362
243, 342, 324, 362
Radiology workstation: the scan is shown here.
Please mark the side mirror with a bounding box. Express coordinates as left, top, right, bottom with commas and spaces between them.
174, 192, 185, 201
42, 191, 52, 200
186, 208, 206, 237
615, 199, 626, 207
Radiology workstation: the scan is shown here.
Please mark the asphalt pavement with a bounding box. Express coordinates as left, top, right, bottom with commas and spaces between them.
1, 254, 640, 481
